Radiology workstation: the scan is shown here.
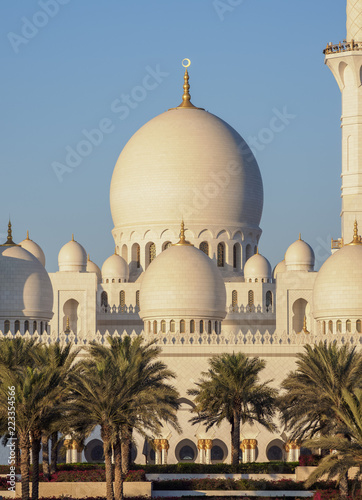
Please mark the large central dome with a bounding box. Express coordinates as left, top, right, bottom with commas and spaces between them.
110, 107, 263, 231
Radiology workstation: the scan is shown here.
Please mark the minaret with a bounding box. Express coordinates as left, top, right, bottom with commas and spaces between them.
325, 0, 362, 245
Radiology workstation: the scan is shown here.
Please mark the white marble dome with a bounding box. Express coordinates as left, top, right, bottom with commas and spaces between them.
19, 232, 46, 267
244, 251, 272, 282
0, 245, 53, 320
101, 252, 129, 282
285, 236, 315, 271
110, 107, 263, 237
58, 236, 87, 272
313, 243, 362, 321
87, 256, 102, 283
139, 243, 226, 322
273, 259, 286, 279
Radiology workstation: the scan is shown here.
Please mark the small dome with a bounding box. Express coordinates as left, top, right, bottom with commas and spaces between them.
139, 243, 226, 321
0, 245, 53, 321
244, 251, 272, 282
285, 236, 315, 271
19, 231, 46, 267
58, 235, 87, 272
87, 255, 102, 283
273, 259, 286, 279
101, 252, 129, 282
313, 242, 362, 321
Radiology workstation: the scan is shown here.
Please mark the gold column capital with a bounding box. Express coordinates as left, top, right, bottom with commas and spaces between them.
205, 439, 213, 450
197, 439, 206, 450
160, 439, 169, 451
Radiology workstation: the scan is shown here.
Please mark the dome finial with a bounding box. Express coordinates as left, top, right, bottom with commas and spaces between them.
256, 246, 259, 255
170, 59, 204, 110
173, 220, 193, 246
349, 220, 362, 245
72, 233, 74, 241
299, 233, 301, 240
1, 219, 17, 246
26, 230, 29, 240
87, 253, 90, 261
114, 245, 117, 255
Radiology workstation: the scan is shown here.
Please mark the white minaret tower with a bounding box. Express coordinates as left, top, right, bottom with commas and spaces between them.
325, 0, 362, 245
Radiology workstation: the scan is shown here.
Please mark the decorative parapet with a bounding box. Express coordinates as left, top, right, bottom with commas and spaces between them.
1, 328, 362, 347
331, 238, 343, 250
227, 304, 274, 314
324, 40, 362, 54
97, 304, 139, 314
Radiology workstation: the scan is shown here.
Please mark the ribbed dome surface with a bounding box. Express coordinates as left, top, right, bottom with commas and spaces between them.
20, 235, 46, 267
313, 244, 362, 320
58, 238, 87, 272
0, 245, 53, 320
110, 108, 263, 232
244, 252, 272, 281
285, 238, 315, 271
139, 244, 226, 321
101, 253, 129, 281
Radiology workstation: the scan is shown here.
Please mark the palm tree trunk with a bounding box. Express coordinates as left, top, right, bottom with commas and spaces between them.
50, 431, 57, 474
231, 410, 241, 465
121, 425, 132, 475
102, 434, 114, 500
114, 434, 124, 500
41, 434, 50, 480
31, 431, 41, 500
19, 431, 30, 500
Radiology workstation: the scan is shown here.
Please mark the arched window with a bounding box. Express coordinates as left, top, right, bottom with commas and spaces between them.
180, 319, 185, 333
266, 291, 273, 312
136, 290, 140, 309
217, 242, 225, 267
245, 244, 252, 261
208, 320, 212, 334
33, 321, 37, 334
122, 244, 127, 262
136, 244, 140, 267
357, 319, 362, 333
215, 321, 218, 334
292, 298, 309, 334
170, 320, 175, 333
112, 279, 115, 283
200, 320, 204, 334
346, 319, 351, 333
190, 320, 195, 334
233, 243, 241, 269
199, 241, 209, 256
24, 320, 29, 333
163, 241, 172, 251
147, 321, 151, 334
153, 320, 157, 334
232, 290, 238, 311
120, 290, 125, 312
149, 243, 156, 264
45, 322, 48, 334
101, 291, 108, 307
40, 321, 43, 334
328, 320, 333, 333
322, 321, 326, 335
336, 320, 342, 333
4, 320, 10, 334
161, 320, 166, 333
14, 320, 20, 333
248, 290, 254, 307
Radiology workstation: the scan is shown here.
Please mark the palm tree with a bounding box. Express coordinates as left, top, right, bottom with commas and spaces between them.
279, 341, 362, 499
188, 352, 277, 465
303, 388, 362, 495
279, 341, 362, 440
67, 336, 180, 500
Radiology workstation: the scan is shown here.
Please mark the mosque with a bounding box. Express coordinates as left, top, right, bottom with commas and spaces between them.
1, 0, 362, 465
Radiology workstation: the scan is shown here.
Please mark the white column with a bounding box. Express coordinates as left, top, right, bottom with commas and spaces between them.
161, 440, 169, 465
205, 439, 212, 465
197, 440, 205, 464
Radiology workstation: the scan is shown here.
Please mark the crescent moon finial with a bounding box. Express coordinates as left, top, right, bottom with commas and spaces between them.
182, 58, 191, 68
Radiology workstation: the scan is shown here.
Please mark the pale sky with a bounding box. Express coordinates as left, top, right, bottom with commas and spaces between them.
0, 0, 347, 271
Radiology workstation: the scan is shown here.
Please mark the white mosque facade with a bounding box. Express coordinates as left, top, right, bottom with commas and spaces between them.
1, 0, 362, 465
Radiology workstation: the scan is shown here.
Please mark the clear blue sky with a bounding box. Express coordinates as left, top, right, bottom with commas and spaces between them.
0, 0, 346, 272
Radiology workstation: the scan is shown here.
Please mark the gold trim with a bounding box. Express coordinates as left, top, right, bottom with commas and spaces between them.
348, 220, 362, 245
169, 61, 204, 110
1, 220, 18, 246
173, 220, 193, 246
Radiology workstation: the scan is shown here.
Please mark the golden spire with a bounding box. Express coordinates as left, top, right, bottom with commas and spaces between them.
114, 246, 117, 255
348, 220, 362, 245
1, 220, 17, 246
299, 233, 301, 241
173, 220, 193, 246
87, 254, 90, 261
256, 247, 259, 255
65, 316, 70, 334
71, 233, 74, 241
26, 230, 29, 240
169, 59, 204, 111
